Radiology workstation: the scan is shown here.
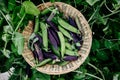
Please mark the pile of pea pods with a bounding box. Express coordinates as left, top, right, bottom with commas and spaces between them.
28, 6, 83, 67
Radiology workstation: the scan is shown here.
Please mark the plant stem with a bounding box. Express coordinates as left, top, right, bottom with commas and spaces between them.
103, 10, 120, 18
88, 63, 105, 80
15, 13, 26, 32
0, 10, 13, 29
73, 70, 103, 80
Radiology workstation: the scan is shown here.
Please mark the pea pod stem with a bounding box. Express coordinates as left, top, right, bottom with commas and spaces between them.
57, 32, 65, 58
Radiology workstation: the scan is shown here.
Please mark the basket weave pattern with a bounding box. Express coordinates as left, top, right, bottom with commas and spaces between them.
22, 2, 92, 75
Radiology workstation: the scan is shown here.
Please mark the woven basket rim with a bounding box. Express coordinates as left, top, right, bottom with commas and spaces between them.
22, 2, 92, 75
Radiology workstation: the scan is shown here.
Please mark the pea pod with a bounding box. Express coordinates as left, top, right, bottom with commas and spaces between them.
40, 22, 48, 51
57, 32, 65, 58
34, 16, 39, 33
58, 17, 80, 34
58, 25, 73, 40
41, 7, 54, 15
75, 16, 83, 34
65, 49, 78, 56
58, 61, 69, 66
34, 58, 52, 67
65, 42, 72, 50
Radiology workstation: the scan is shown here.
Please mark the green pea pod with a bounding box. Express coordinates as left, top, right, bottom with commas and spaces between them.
65, 49, 78, 56
58, 25, 73, 40
51, 45, 60, 57
34, 58, 52, 67
41, 7, 54, 15
40, 22, 48, 51
75, 16, 83, 34
58, 61, 69, 66
58, 17, 80, 34
57, 32, 65, 58
65, 42, 72, 50
34, 16, 39, 33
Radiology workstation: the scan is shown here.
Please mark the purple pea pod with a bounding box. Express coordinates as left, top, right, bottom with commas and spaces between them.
68, 17, 77, 28
63, 56, 78, 61
34, 34, 43, 44
48, 28, 59, 49
33, 43, 43, 61
43, 52, 58, 60
70, 32, 82, 43
49, 28, 60, 45
46, 20, 59, 31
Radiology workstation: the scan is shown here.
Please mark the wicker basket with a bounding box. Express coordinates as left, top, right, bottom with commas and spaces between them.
22, 2, 92, 75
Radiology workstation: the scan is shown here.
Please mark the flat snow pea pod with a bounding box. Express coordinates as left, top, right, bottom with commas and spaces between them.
58, 17, 80, 34
51, 45, 60, 57
58, 25, 73, 40
57, 32, 65, 58
40, 22, 48, 51
65, 42, 72, 50
34, 58, 52, 67
34, 16, 39, 33
58, 61, 69, 66
65, 49, 78, 56
75, 16, 83, 34
41, 7, 54, 15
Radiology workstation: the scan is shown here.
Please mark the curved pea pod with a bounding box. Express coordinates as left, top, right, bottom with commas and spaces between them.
58, 25, 73, 40
49, 28, 60, 45
48, 28, 58, 49
68, 17, 77, 27
46, 20, 59, 31
63, 56, 78, 61
51, 45, 60, 57
40, 22, 48, 51
41, 7, 54, 15
57, 17, 80, 34
57, 32, 65, 58
34, 58, 52, 67
65, 49, 78, 56
65, 42, 73, 50
28, 33, 43, 51
43, 52, 59, 60
33, 43, 43, 61
34, 16, 39, 33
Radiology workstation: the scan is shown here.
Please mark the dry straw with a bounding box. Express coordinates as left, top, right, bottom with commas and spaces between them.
22, 2, 92, 75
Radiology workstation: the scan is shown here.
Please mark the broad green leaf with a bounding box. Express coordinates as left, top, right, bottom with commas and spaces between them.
96, 50, 109, 61
12, 32, 24, 55
3, 25, 13, 34
31, 71, 50, 80
8, 0, 16, 11
104, 40, 113, 49
92, 39, 100, 51
86, 0, 99, 6
22, 1, 40, 16
2, 33, 11, 42
113, 73, 120, 80
98, 14, 108, 25
1, 49, 11, 58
